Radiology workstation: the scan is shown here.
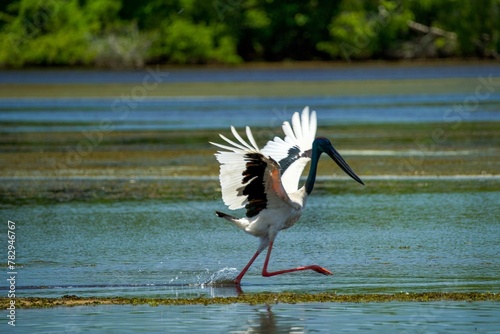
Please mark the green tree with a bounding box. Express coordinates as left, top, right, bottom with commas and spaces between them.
408, 0, 499, 58
0, 0, 498, 67
146, 0, 241, 64
223, 0, 340, 61
317, 0, 413, 60
0, 0, 91, 66
85, 0, 153, 68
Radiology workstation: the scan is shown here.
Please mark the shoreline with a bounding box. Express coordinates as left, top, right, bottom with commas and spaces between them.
0, 77, 491, 98
1, 292, 498, 309
1, 121, 498, 206
2, 59, 499, 71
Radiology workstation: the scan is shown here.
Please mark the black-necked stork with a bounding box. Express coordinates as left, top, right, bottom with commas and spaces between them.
211, 107, 364, 285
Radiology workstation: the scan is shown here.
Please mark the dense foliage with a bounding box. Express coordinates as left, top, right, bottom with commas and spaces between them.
0, 0, 498, 67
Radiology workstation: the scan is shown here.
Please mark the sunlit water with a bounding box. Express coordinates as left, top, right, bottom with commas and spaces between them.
1, 63, 498, 84
9, 302, 500, 333
1, 192, 498, 297
1, 65, 499, 332
1, 93, 500, 133
1, 191, 499, 332
1, 64, 500, 132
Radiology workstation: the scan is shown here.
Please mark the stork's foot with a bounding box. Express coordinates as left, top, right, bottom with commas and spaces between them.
310, 265, 333, 276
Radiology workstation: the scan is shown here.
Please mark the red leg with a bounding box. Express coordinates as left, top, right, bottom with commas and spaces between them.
261, 241, 333, 277
234, 249, 262, 285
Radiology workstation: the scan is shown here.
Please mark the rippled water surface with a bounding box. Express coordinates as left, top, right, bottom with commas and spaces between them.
2, 191, 498, 298
1, 63, 500, 132
2, 94, 500, 132
1, 188, 499, 333
10, 302, 500, 333
1, 64, 499, 332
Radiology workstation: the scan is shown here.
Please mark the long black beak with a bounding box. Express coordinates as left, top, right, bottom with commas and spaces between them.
326, 146, 364, 185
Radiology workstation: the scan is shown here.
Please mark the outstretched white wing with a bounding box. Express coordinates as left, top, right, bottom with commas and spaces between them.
261, 106, 317, 194
210, 126, 296, 218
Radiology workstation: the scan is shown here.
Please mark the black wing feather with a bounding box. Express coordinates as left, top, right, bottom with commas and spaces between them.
237, 153, 269, 218
278, 146, 312, 172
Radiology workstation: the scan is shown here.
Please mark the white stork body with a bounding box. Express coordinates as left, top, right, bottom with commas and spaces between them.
211, 107, 364, 284
222, 183, 306, 253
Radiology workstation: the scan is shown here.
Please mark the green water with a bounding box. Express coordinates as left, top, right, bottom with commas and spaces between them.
10, 302, 500, 333
1, 64, 499, 332
2, 189, 498, 298
2, 187, 499, 332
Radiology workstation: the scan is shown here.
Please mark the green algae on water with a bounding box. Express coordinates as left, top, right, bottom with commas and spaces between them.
2, 292, 498, 309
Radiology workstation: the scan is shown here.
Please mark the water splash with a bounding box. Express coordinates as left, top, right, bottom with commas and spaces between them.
201, 267, 239, 286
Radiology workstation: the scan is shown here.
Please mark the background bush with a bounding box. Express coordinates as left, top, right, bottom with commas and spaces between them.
0, 0, 498, 67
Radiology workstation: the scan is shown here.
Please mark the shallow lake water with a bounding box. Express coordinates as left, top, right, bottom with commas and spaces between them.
2, 191, 499, 298
1, 64, 499, 332
1, 93, 500, 133
1, 189, 500, 332
1, 63, 500, 133
11, 302, 500, 333
2, 63, 498, 84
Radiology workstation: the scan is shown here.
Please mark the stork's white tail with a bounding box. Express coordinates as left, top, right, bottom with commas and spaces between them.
215, 211, 250, 231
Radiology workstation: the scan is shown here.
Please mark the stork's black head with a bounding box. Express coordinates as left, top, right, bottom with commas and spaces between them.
313, 137, 364, 185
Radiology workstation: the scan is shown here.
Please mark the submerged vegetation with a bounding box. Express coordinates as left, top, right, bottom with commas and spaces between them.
0, 0, 498, 67
1, 292, 498, 308
1, 121, 498, 206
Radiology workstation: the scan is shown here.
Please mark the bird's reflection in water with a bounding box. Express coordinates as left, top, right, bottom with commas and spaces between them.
230, 304, 305, 334
199, 276, 243, 297
199, 284, 242, 297
201, 285, 305, 334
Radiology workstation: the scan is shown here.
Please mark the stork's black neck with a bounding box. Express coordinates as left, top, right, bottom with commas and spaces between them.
305, 144, 321, 195
305, 137, 364, 194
